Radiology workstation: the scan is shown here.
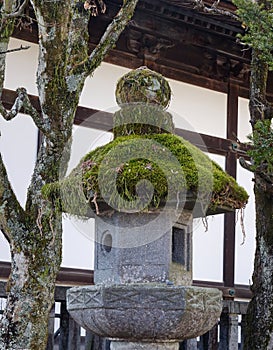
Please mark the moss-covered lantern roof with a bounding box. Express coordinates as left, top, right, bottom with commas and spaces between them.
43, 67, 248, 218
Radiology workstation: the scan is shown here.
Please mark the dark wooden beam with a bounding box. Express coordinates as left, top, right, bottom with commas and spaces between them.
2, 88, 238, 156
0, 262, 252, 299
227, 83, 239, 144
193, 280, 252, 299
10, 0, 255, 97
11, 0, 273, 99
0, 261, 93, 286
175, 128, 231, 155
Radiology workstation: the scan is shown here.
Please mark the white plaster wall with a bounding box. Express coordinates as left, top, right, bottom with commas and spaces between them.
235, 164, 255, 285
0, 114, 37, 261
0, 37, 255, 284
80, 64, 130, 111
235, 97, 255, 285
193, 154, 225, 282
4, 38, 38, 95
0, 38, 38, 261
169, 80, 227, 138
61, 126, 112, 269
238, 97, 252, 142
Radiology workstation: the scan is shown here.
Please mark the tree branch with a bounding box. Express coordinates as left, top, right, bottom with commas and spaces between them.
0, 226, 11, 243
0, 87, 25, 120
193, 0, 239, 20
3, 0, 29, 19
0, 152, 26, 243
249, 51, 270, 126
0, 44, 30, 55
240, 157, 273, 193
84, 0, 106, 16
255, 173, 273, 196
0, 87, 50, 135
73, 0, 139, 76
239, 156, 254, 172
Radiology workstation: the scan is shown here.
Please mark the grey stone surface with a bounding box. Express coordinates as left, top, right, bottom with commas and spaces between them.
94, 211, 173, 284
228, 314, 239, 350
170, 225, 192, 285
110, 341, 179, 350
182, 339, 198, 350
94, 211, 196, 285
67, 284, 222, 342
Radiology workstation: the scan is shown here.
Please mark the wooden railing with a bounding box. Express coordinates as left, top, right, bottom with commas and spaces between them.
0, 281, 249, 350
0, 262, 252, 299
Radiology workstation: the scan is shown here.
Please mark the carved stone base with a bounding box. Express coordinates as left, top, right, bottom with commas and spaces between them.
67, 284, 222, 341
110, 341, 179, 350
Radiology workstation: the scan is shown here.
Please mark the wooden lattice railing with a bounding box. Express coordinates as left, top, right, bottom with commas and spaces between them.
0, 281, 249, 349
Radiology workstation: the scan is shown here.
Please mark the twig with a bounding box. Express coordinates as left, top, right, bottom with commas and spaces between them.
0, 225, 11, 243
73, 0, 139, 76
237, 208, 246, 245
0, 87, 50, 135
0, 44, 30, 55
239, 156, 254, 172
91, 192, 100, 215
193, 0, 239, 21
202, 216, 209, 232
3, 0, 29, 19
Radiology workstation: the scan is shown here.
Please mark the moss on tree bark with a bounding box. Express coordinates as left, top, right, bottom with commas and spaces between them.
244, 48, 273, 349
0, 0, 139, 348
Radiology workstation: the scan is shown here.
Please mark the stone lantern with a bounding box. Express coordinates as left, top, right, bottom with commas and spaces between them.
65, 67, 248, 349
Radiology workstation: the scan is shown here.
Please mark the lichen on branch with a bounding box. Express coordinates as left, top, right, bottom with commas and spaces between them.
0, 153, 26, 243
0, 0, 141, 347
72, 0, 139, 77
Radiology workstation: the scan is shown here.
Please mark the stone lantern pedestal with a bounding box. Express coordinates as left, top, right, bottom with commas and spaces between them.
67, 210, 222, 350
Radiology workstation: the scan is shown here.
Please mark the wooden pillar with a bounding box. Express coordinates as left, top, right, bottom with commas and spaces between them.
46, 304, 55, 350
223, 83, 239, 291
85, 331, 111, 350
179, 339, 198, 350
208, 323, 219, 350
228, 314, 239, 349
199, 323, 218, 350
219, 309, 239, 350
59, 301, 81, 350
67, 316, 81, 350
240, 314, 246, 349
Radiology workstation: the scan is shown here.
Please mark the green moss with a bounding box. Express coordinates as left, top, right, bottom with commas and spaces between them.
50, 133, 248, 216
247, 119, 273, 175
115, 67, 171, 108
0, 19, 14, 40
113, 104, 174, 137
41, 65, 248, 217
42, 166, 91, 218
210, 162, 249, 210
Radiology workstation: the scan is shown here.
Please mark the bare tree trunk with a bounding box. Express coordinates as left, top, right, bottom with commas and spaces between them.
0, 216, 62, 349
244, 49, 273, 349
0, 0, 139, 348
245, 184, 273, 349
0, 138, 64, 349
